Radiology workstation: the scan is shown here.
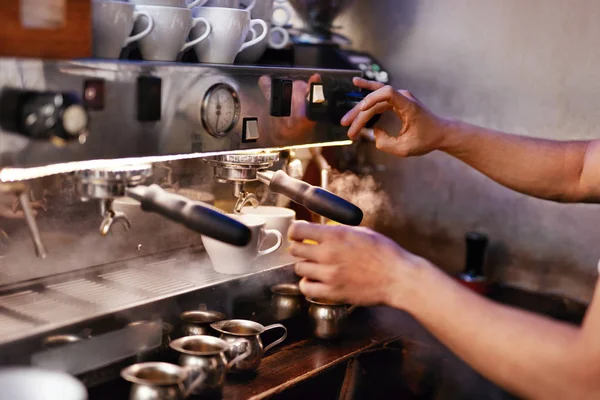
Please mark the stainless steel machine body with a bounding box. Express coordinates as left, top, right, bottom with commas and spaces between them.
0, 58, 364, 390
0, 59, 357, 175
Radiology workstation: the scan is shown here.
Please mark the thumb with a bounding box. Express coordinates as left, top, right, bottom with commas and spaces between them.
373, 128, 399, 153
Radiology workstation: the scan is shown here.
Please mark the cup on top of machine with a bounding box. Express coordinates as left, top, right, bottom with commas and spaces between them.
202, 0, 256, 10
132, 5, 212, 61
130, 0, 208, 8
191, 7, 268, 64
92, 0, 155, 59
201, 214, 282, 274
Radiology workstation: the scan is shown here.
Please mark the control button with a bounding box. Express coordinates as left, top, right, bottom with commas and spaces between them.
365, 70, 376, 79
377, 71, 389, 83
372, 63, 381, 72
310, 83, 326, 104
358, 63, 368, 71
242, 118, 259, 143
137, 76, 161, 122
270, 78, 293, 117
83, 79, 105, 110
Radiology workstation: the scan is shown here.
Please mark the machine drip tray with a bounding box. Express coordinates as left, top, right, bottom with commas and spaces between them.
0, 249, 298, 348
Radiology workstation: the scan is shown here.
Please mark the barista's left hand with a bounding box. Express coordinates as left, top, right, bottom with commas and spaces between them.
288, 221, 425, 307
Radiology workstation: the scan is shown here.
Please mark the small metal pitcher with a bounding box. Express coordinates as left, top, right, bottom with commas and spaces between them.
169, 335, 251, 395
307, 299, 357, 340
210, 319, 287, 373
271, 283, 305, 321
180, 310, 226, 337
121, 362, 206, 400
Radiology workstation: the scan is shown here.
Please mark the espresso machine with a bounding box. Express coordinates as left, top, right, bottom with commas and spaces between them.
0, 54, 370, 393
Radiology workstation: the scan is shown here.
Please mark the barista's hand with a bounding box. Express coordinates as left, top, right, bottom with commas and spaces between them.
288, 221, 424, 307
341, 77, 450, 157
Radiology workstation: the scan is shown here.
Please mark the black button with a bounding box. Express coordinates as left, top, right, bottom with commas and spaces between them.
270, 78, 292, 117
137, 76, 161, 121
83, 79, 105, 111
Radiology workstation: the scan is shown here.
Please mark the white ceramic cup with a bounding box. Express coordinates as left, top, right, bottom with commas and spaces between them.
191, 7, 268, 64
203, 0, 256, 10
202, 214, 283, 275
130, 0, 208, 9
240, 206, 295, 248
133, 5, 212, 61
235, 0, 271, 63
93, 1, 154, 59
271, 5, 291, 27
268, 26, 290, 49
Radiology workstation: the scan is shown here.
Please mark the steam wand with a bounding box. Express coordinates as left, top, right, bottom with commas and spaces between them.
309, 148, 331, 225
0, 182, 47, 259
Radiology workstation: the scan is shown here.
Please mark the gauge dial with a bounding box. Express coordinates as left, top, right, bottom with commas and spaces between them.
201, 83, 241, 138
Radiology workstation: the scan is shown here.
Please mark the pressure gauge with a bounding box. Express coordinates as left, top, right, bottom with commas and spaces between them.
201, 83, 241, 138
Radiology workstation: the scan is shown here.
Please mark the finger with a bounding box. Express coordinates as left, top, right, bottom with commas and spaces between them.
360, 86, 413, 113
289, 241, 329, 263
299, 277, 331, 300
341, 102, 363, 126
353, 77, 386, 91
347, 102, 392, 139
288, 221, 336, 243
257, 75, 271, 100
294, 261, 335, 282
308, 73, 322, 86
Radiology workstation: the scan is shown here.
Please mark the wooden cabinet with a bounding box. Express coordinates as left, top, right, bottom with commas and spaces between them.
0, 0, 91, 59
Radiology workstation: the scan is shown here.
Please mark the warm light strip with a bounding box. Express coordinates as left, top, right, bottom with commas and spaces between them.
0, 140, 353, 182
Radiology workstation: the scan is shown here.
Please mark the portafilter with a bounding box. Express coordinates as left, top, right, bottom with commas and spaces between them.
206, 153, 364, 226
74, 164, 251, 246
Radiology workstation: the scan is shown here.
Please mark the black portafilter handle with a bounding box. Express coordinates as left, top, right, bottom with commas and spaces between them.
126, 185, 252, 247
464, 232, 489, 277
257, 170, 364, 226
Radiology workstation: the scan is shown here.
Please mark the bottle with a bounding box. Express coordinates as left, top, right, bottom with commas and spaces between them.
456, 232, 491, 295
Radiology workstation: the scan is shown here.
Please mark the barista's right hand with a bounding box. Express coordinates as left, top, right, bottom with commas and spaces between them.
341, 77, 452, 157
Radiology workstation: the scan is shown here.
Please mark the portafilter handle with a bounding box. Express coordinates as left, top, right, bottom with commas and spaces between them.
256, 171, 363, 226
125, 185, 251, 247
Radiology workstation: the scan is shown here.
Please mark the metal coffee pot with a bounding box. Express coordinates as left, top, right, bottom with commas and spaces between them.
271, 283, 305, 321
169, 335, 251, 395
210, 319, 287, 373
179, 310, 226, 336
307, 299, 357, 339
121, 362, 206, 400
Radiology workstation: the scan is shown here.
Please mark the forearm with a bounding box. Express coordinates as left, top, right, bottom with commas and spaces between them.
393, 260, 598, 399
439, 120, 593, 202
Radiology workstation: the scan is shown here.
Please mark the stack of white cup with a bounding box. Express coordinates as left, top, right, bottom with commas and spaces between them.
92, 0, 270, 64
191, 0, 269, 64
128, 0, 212, 62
